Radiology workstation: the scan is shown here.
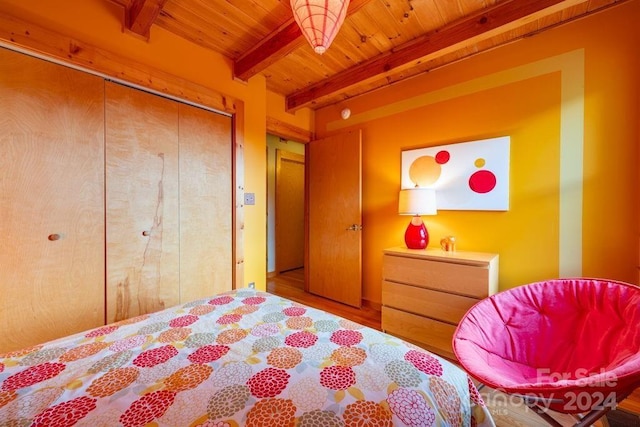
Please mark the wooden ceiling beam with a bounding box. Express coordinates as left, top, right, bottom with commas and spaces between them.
126, 0, 168, 39
285, 0, 578, 111
234, 0, 373, 82
234, 20, 305, 82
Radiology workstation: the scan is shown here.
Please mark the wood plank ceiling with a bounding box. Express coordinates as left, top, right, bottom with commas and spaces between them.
109, 0, 626, 111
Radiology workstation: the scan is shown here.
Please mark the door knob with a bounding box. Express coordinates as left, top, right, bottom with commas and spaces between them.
142, 230, 150, 236
346, 224, 363, 231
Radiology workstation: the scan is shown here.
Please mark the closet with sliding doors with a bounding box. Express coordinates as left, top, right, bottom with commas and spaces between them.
0, 47, 233, 353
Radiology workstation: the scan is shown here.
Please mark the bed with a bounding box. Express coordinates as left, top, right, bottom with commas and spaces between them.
0, 289, 494, 426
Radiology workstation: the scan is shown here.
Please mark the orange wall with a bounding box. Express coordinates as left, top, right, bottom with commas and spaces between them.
3, 1, 638, 300
0, 0, 313, 291
315, 1, 640, 304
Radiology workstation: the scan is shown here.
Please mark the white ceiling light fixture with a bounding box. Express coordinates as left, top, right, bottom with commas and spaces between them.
291, 0, 350, 54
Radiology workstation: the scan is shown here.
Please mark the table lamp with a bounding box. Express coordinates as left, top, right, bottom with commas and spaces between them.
398, 188, 437, 249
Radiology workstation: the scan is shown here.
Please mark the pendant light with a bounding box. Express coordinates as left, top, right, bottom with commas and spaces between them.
290, 0, 350, 54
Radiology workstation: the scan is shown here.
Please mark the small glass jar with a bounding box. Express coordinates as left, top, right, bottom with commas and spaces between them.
440, 236, 456, 252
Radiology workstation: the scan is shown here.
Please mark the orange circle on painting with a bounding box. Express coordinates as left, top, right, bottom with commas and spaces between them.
409, 156, 441, 187
475, 158, 486, 168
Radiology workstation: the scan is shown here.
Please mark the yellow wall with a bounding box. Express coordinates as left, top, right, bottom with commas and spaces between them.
267, 91, 314, 132
0, 0, 313, 291
315, 1, 640, 303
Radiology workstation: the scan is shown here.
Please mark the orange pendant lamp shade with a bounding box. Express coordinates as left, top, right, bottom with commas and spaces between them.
291, 0, 350, 54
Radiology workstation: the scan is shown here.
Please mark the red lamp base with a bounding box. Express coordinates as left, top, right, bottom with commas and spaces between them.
404, 216, 429, 249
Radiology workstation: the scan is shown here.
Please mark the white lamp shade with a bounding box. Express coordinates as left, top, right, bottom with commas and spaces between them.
398, 188, 437, 215
291, 0, 349, 54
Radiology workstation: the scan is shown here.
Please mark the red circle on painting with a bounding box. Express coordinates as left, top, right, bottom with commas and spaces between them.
435, 151, 450, 164
469, 170, 496, 194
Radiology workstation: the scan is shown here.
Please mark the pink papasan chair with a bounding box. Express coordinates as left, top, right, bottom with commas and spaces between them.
453, 277, 640, 426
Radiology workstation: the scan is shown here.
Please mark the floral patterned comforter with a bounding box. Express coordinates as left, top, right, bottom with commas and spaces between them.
0, 289, 494, 426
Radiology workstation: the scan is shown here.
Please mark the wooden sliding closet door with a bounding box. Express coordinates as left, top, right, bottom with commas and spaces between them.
105, 82, 180, 323
179, 104, 233, 301
0, 48, 105, 352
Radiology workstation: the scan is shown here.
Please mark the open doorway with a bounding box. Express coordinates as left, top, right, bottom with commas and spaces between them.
266, 134, 305, 288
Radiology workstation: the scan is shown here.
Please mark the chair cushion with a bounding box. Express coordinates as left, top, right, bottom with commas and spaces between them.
453, 278, 640, 404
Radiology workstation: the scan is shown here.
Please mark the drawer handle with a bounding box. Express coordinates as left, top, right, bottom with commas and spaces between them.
48, 233, 61, 241
142, 230, 150, 237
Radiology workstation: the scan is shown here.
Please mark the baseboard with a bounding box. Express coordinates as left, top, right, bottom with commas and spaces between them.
267, 271, 277, 278
362, 299, 382, 312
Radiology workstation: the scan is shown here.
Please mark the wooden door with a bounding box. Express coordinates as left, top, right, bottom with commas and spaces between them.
276, 150, 305, 273
179, 103, 233, 301
105, 82, 180, 323
0, 48, 105, 352
308, 130, 362, 307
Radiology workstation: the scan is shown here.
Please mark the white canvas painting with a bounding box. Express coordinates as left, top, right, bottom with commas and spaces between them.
401, 136, 510, 211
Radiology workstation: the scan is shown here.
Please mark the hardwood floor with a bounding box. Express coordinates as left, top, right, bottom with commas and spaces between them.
619, 389, 640, 415
266, 268, 381, 331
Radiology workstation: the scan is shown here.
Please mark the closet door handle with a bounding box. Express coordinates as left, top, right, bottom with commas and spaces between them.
142, 230, 150, 237
48, 233, 61, 241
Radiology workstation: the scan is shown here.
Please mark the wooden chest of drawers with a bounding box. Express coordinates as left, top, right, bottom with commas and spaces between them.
381, 246, 499, 360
